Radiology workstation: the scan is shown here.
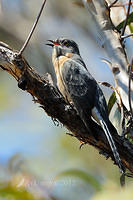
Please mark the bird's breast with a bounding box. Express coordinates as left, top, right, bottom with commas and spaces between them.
53, 56, 72, 102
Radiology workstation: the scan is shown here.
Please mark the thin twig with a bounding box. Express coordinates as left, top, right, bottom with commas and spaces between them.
128, 60, 133, 118
109, 0, 119, 9
18, 0, 47, 55
112, 1, 133, 7
123, 5, 127, 16
121, 33, 133, 39
125, 172, 133, 178
120, 0, 131, 37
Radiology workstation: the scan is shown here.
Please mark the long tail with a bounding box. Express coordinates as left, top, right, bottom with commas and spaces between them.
100, 119, 124, 174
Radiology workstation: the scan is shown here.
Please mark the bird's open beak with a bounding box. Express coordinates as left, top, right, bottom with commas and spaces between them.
46, 40, 60, 47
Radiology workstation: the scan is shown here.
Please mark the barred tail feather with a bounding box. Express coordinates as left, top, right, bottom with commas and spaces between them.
100, 119, 124, 173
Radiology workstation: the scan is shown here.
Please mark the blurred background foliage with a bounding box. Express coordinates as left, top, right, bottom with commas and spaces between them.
0, 0, 133, 199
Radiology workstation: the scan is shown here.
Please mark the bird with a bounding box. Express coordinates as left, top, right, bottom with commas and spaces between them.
46, 37, 124, 174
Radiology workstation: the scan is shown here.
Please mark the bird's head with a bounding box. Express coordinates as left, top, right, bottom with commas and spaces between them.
46, 38, 80, 59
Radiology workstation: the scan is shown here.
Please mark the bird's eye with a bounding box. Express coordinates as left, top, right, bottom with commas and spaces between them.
62, 40, 68, 46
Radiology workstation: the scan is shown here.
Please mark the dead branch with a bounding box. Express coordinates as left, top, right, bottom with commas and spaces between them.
0, 42, 133, 173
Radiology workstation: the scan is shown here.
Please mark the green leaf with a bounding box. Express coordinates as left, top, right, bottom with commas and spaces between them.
117, 12, 133, 31
129, 23, 133, 33
0, 184, 44, 200
108, 91, 117, 115
56, 169, 101, 191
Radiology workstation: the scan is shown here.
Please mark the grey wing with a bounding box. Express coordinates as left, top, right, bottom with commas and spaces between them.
61, 60, 97, 114
62, 60, 110, 129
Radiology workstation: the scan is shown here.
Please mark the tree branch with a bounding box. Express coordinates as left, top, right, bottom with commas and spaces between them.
0, 42, 133, 173
120, 0, 131, 37
82, 0, 133, 112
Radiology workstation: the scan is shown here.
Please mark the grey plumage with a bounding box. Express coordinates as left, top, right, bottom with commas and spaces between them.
47, 37, 125, 174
